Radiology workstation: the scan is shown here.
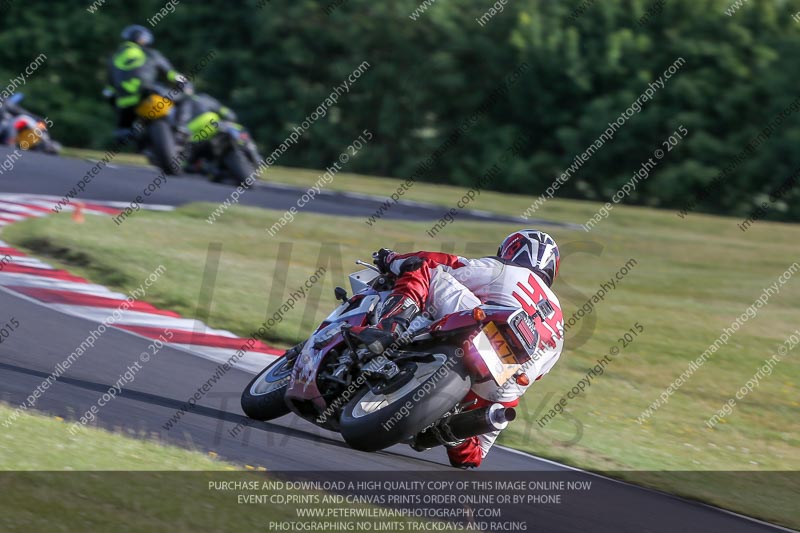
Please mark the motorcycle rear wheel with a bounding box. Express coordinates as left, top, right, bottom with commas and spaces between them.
148, 120, 182, 175
339, 347, 471, 452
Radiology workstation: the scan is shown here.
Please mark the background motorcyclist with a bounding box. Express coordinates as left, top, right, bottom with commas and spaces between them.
176, 84, 252, 174
0, 101, 26, 146
178, 87, 238, 129
106, 25, 187, 136
0, 94, 51, 149
355, 230, 565, 468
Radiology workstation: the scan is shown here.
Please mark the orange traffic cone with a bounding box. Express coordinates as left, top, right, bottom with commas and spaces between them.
72, 202, 85, 224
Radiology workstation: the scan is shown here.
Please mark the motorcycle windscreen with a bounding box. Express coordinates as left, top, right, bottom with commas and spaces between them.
349, 268, 380, 294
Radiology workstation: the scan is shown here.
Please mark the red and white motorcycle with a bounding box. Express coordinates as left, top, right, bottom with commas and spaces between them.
241, 261, 550, 453
0, 94, 60, 154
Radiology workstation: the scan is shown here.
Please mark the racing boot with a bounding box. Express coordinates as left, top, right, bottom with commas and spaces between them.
446, 437, 482, 468
354, 294, 419, 355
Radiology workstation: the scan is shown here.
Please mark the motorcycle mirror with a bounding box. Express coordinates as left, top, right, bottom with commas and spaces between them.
334, 287, 348, 302
8, 93, 24, 104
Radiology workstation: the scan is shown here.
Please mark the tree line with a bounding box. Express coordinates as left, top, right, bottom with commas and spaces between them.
1, 0, 798, 220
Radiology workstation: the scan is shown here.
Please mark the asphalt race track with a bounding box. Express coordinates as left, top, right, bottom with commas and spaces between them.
0, 150, 787, 532
0, 147, 573, 226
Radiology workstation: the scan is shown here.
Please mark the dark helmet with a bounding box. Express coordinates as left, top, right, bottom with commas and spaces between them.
121, 25, 154, 46
497, 230, 560, 287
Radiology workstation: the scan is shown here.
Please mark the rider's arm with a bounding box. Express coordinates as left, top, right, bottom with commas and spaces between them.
3, 102, 24, 116
389, 251, 467, 275
207, 95, 237, 121
218, 105, 236, 121
3, 103, 41, 122
150, 49, 183, 84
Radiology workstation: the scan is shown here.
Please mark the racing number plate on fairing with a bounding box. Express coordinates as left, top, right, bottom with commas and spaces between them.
473, 322, 520, 386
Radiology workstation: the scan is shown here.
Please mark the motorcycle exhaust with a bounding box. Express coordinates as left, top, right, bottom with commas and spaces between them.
412, 403, 516, 450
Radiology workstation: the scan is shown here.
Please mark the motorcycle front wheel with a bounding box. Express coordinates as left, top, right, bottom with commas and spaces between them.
223, 147, 256, 186
241, 355, 294, 421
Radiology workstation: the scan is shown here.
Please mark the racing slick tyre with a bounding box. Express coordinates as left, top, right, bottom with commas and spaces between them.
224, 148, 256, 186
339, 346, 471, 452
241, 355, 294, 421
148, 120, 182, 176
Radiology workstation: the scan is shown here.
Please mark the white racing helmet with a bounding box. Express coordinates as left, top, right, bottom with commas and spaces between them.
497, 230, 560, 287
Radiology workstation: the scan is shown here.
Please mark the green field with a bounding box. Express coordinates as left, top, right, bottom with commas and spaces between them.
3, 161, 799, 528
0, 403, 283, 531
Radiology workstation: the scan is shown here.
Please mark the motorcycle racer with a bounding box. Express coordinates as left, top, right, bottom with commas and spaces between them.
106, 25, 187, 134
354, 230, 565, 468
0, 94, 59, 153
172, 84, 260, 180
176, 86, 235, 148
178, 89, 238, 138
0, 95, 38, 145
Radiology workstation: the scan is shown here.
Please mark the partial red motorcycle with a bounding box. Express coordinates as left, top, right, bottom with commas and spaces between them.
241, 261, 548, 453
0, 94, 61, 154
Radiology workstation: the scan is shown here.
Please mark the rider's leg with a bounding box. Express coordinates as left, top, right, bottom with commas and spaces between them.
356, 264, 481, 354
417, 269, 501, 468
449, 331, 565, 468
116, 106, 136, 130
355, 292, 421, 354
425, 269, 538, 468
353, 262, 434, 354
446, 386, 529, 468
113, 107, 138, 144
423, 266, 482, 319
175, 99, 194, 129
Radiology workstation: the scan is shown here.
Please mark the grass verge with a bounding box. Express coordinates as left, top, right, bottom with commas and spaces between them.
0, 403, 284, 531
0, 404, 455, 532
